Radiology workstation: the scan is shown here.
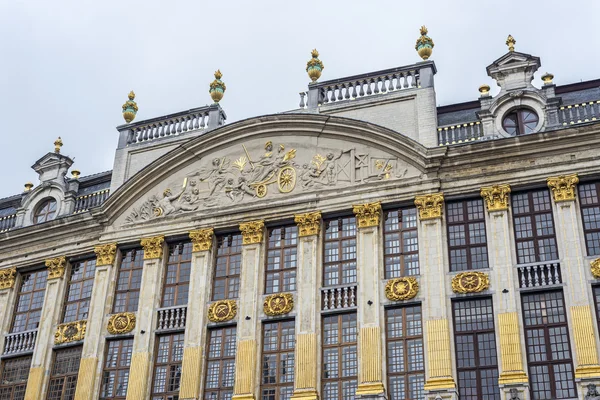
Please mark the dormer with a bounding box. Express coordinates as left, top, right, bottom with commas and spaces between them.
31, 138, 74, 189
486, 51, 541, 96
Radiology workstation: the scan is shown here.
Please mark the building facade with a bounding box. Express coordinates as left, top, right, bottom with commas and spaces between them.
1, 31, 600, 400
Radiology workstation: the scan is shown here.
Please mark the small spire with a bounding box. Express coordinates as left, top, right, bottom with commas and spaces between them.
71, 170, 81, 180
415, 26, 434, 60
506, 35, 516, 52
122, 91, 138, 124
24, 182, 33, 192
306, 49, 324, 82
54, 137, 63, 153
209, 70, 226, 103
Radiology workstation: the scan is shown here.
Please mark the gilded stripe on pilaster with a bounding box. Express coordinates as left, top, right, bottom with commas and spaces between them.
232, 339, 256, 400
179, 346, 203, 398
497, 312, 528, 384
572, 305, 600, 378
356, 326, 385, 395
291, 334, 318, 399
423, 319, 456, 390
74, 357, 98, 400
24, 366, 45, 400
126, 352, 151, 400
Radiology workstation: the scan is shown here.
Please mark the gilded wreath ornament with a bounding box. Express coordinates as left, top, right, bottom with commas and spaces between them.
208, 300, 237, 323
55, 320, 86, 344
547, 174, 579, 202
263, 293, 294, 316
0, 268, 16, 290
46, 256, 67, 280
294, 211, 321, 237
452, 271, 490, 294
94, 243, 117, 266
107, 312, 136, 335
353, 202, 381, 228
591, 259, 600, 279
385, 277, 419, 301
189, 228, 214, 252
480, 184, 511, 212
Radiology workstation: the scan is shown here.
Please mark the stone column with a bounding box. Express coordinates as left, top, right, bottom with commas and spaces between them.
0, 268, 18, 353
24, 257, 68, 400
126, 235, 165, 400
232, 220, 264, 400
179, 228, 215, 400
73, 243, 118, 400
480, 185, 529, 399
291, 212, 321, 400
352, 202, 386, 399
414, 194, 457, 400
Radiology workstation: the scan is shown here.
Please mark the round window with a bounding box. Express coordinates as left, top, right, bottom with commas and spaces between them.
502, 109, 539, 136
34, 199, 57, 224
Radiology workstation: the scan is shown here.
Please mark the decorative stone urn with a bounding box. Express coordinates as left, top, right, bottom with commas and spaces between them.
415, 26, 434, 60
122, 91, 138, 123
306, 49, 324, 82
209, 70, 226, 103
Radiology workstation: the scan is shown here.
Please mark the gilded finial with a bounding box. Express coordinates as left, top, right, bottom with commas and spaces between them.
54, 137, 63, 153
541, 72, 554, 85
209, 70, 226, 103
506, 35, 516, 52
479, 84, 491, 96
24, 182, 33, 192
71, 170, 80, 179
306, 49, 324, 82
122, 91, 138, 124
415, 26, 434, 60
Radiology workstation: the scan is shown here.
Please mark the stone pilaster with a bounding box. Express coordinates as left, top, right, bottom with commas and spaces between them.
179, 228, 214, 400
291, 212, 321, 400
126, 236, 165, 400
0, 268, 18, 357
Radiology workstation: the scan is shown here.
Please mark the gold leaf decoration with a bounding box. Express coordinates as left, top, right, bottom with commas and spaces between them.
414, 193, 444, 220
140, 235, 164, 260
0, 268, 16, 290
94, 243, 118, 266
239, 220, 264, 245
264, 293, 294, 316
208, 300, 237, 323
46, 256, 67, 280
353, 202, 382, 228
55, 320, 86, 344
591, 258, 600, 279
385, 277, 419, 301
547, 174, 579, 202
451, 271, 490, 294
189, 228, 214, 252
107, 312, 136, 335
480, 184, 511, 212
294, 211, 321, 237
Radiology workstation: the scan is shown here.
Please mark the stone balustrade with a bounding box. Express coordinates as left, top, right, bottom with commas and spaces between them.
157, 305, 187, 331
3, 329, 37, 355
516, 261, 562, 288
73, 189, 110, 213
0, 214, 16, 232
321, 284, 357, 311
559, 100, 599, 125
437, 121, 483, 146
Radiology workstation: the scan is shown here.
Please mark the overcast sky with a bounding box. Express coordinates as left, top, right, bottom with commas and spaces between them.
1, 0, 599, 198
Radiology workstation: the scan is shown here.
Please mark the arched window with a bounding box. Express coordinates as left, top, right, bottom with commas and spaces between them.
33, 199, 57, 224
502, 109, 539, 136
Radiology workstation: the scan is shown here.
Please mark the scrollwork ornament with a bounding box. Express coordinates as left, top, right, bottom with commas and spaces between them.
0, 268, 16, 290
414, 193, 444, 220
94, 243, 117, 266
353, 202, 382, 228
451, 271, 490, 294
480, 184, 511, 212
140, 235, 164, 259
107, 312, 136, 335
189, 228, 214, 252
239, 220, 264, 245
208, 300, 237, 323
55, 320, 86, 344
591, 258, 600, 279
263, 293, 294, 316
385, 277, 419, 301
46, 256, 67, 280
547, 174, 579, 202
294, 211, 321, 237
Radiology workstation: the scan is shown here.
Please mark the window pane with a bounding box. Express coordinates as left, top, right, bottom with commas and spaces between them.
47, 346, 82, 400
324, 217, 357, 287
447, 199, 488, 272
384, 208, 419, 278
265, 226, 298, 294
322, 313, 357, 400
212, 233, 243, 300
580, 182, 600, 255
203, 327, 237, 399
260, 321, 295, 397
113, 248, 144, 313
63, 259, 96, 323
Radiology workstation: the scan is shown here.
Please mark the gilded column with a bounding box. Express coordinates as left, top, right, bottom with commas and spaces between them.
179, 228, 215, 400
0, 268, 18, 355
73, 243, 118, 400
24, 256, 68, 400
232, 220, 264, 400
126, 236, 165, 400
414, 193, 457, 397
291, 212, 321, 400
353, 202, 386, 398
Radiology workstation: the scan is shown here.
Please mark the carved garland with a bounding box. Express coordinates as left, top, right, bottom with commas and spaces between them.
46, 256, 67, 280
189, 228, 214, 252
55, 320, 86, 344
264, 293, 294, 316
547, 174, 579, 202
452, 271, 490, 294
480, 184, 511, 212
591, 259, 600, 279
140, 235, 164, 259
107, 312, 136, 335
208, 300, 238, 323
0, 268, 16, 290
239, 220, 265, 245
414, 193, 444, 220
94, 243, 118, 266
294, 211, 321, 237
385, 277, 419, 301
353, 202, 382, 228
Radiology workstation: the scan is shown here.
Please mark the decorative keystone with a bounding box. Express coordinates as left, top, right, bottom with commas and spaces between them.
547, 174, 579, 202
294, 211, 321, 237
414, 193, 444, 220
352, 202, 381, 228
122, 91, 138, 123
385, 277, 419, 301
94, 243, 117, 266
239, 220, 264, 245
452, 271, 490, 294
480, 184, 511, 212
140, 235, 165, 260
46, 256, 67, 280
306, 49, 324, 82
506, 34, 516, 52
189, 228, 214, 252
264, 293, 294, 316
415, 26, 434, 60
208, 300, 237, 323
0, 268, 17, 290
209, 70, 226, 103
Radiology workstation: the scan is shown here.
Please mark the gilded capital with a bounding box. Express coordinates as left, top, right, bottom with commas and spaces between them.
352, 202, 381, 228
94, 243, 117, 266
189, 228, 214, 252
481, 184, 511, 212
294, 211, 321, 237
591, 258, 600, 279
239, 220, 264, 245
451, 271, 490, 294
46, 256, 67, 280
0, 268, 17, 290
547, 174, 579, 202
414, 193, 444, 220
140, 235, 165, 259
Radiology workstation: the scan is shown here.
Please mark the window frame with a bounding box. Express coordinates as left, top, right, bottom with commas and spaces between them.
265, 225, 298, 294
212, 233, 243, 301
112, 248, 144, 314
99, 338, 134, 400
446, 198, 489, 272
46, 346, 82, 400
502, 108, 539, 136
0, 355, 31, 400
151, 333, 184, 399
323, 216, 357, 288
383, 207, 419, 278
62, 258, 96, 323
321, 312, 358, 400
33, 198, 58, 224
11, 268, 47, 333
578, 181, 600, 256
161, 242, 192, 308
260, 320, 296, 400
203, 326, 237, 400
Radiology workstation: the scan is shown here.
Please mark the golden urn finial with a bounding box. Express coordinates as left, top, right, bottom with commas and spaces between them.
506, 35, 516, 52
209, 70, 226, 103
122, 91, 138, 124
306, 49, 324, 82
541, 72, 554, 85
415, 26, 434, 60
54, 137, 63, 153
71, 170, 81, 180
479, 84, 491, 96
24, 182, 34, 192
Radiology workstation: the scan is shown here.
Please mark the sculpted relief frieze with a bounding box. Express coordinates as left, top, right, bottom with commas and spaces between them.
124, 138, 412, 224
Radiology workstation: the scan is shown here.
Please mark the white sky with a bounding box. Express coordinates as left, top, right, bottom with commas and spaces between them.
1, 0, 599, 198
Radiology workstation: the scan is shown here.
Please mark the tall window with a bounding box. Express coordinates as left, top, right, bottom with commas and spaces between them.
113, 249, 144, 313
386, 306, 425, 400
204, 327, 237, 400
162, 242, 192, 307
47, 346, 82, 400
261, 320, 295, 400
447, 199, 488, 271
100, 339, 133, 400
383, 208, 419, 278
212, 233, 242, 300
322, 313, 357, 400
0, 356, 31, 400
594, 286, 600, 336
265, 226, 297, 294
11, 269, 47, 333
323, 217, 357, 287
452, 298, 500, 400
512, 190, 558, 264
579, 182, 600, 256
522, 291, 575, 399
63, 258, 96, 323
151, 333, 184, 399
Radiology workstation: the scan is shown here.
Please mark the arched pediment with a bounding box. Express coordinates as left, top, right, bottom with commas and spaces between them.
101, 114, 442, 226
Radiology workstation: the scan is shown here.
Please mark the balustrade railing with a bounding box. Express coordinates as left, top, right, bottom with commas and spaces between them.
437, 121, 483, 146
157, 305, 187, 331
0, 214, 16, 232
74, 189, 110, 213
559, 100, 600, 125
517, 261, 562, 289
321, 285, 357, 311
3, 329, 37, 355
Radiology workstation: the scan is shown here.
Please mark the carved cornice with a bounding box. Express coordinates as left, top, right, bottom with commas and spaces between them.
385, 277, 419, 301
208, 300, 237, 323
294, 211, 321, 237
46, 256, 67, 280
140, 235, 165, 259
0, 268, 17, 290
480, 184, 511, 212
414, 193, 444, 220
239, 220, 264, 245
352, 202, 381, 228
189, 228, 214, 252
55, 320, 86, 344
94, 243, 117, 266
107, 312, 136, 335
547, 174, 579, 202
591, 258, 600, 279
263, 293, 294, 316
451, 271, 490, 294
